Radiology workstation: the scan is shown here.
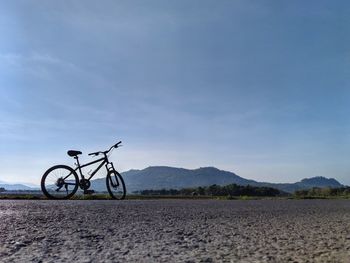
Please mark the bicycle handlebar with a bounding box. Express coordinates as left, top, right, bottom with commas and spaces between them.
114, 141, 122, 148
88, 141, 122, 156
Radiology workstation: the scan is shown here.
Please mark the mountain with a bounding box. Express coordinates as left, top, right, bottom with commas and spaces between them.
298, 177, 342, 188
121, 166, 257, 192
0, 183, 36, 191
90, 166, 253, 193
90, 166, 344, 193
256, 176, 343, 193
2, 167, 343, 193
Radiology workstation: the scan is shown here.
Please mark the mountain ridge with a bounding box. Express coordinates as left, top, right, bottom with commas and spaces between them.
1, 166, 344, 193
0, 183, 36, 191
93, 166, 343, 193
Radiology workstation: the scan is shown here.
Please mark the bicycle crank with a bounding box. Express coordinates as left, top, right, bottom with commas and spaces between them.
79, 179, 91, 190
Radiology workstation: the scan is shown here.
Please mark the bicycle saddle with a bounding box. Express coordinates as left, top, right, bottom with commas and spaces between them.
67, 150, 82, 157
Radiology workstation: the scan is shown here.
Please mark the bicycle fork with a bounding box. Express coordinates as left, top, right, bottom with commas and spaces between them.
106, 162, 120, 188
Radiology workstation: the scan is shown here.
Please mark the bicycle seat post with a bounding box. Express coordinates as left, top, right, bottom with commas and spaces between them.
74, 156, 80, 166
74, 156, 83, 178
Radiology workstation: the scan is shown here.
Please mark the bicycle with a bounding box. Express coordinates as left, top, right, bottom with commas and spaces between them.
41, 141, 126, 200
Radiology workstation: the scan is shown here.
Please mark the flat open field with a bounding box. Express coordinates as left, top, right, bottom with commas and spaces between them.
0, 200, 349, 262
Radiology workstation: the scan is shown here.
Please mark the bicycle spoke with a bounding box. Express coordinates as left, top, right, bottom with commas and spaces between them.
41, 165, 78, 199
106, 171, 126, 200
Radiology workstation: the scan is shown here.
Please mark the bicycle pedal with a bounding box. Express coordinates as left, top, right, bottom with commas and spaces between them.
83, 190, 95, 195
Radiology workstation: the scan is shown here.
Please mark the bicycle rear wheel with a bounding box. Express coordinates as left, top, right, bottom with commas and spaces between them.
106, 170, 126, 200
41, 165, 79, 199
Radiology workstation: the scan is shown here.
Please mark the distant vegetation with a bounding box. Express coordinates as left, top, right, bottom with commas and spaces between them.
138, 184, 283, 197
2, 185, 350, 200
294, 187, 350, 199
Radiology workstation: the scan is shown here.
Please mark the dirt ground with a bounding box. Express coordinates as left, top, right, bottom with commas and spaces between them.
0, 199, 349, 262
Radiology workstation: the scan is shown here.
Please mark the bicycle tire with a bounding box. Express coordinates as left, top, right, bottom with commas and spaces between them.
41, 165, 79, 200
106, 170, 126, 200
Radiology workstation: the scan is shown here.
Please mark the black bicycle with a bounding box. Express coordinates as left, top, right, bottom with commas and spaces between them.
41, 141, 126, 200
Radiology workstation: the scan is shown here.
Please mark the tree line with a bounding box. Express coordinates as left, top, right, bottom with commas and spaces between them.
294, 187, 350, 198
139, 184, 282, 197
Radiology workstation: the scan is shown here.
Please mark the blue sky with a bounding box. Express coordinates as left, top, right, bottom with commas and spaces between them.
1, 1, 350, 185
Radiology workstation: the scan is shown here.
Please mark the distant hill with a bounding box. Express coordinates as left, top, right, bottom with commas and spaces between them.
0, 183, 36, 191
89, 166, 344, 193
299, 177, 342, 187
122, 166, 256, 192
2, 167, 343, 193
89, 166, 253, 193
257, 176, 343, 193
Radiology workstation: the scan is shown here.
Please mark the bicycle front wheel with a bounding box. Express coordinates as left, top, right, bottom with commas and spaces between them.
41, 165, 79, 199
106, 170, 126, 200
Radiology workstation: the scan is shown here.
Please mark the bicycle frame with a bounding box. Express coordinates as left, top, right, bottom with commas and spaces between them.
75, 154, 117, 181
63, 154, 116, 182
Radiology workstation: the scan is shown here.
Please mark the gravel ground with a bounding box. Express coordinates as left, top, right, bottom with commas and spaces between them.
0, 199, 349, 263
